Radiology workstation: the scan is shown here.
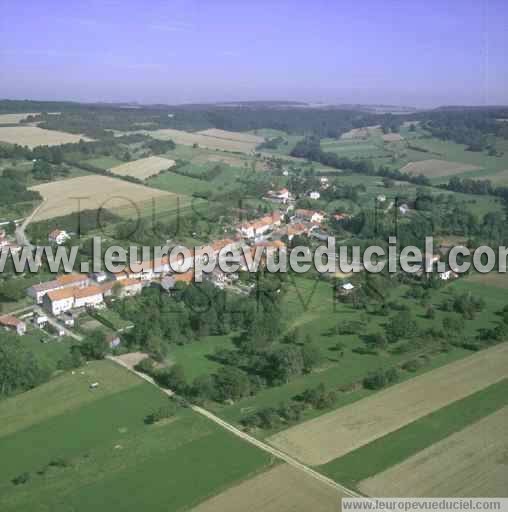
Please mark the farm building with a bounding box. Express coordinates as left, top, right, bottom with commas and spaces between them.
0, 315, 26, 335
264, 188, 290, 204
309, 191, 321, 200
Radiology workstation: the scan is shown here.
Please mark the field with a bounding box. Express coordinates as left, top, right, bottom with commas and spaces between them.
0, 126, 92, 148
340, 126, 381, 140
0, 113, 40, 124
267, 342, 508, 465
196, 129, 264, 145
109, 156, 175, 180
401, 159, 479, 178
29, 175, 177, 220
358, 406, 508, 497
140, 129, 258, 153
321, 379, 508, 489
0, 360, 272, 512
191, 464, 340, 512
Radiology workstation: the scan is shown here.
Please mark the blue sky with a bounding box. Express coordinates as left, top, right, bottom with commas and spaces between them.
0, 0, 507, 106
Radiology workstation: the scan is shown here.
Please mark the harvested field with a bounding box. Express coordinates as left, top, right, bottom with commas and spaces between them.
0, 126, 92, 148
109, 156, 175, 179
0, 112, 39, 124
401, 159, 479, 178
142, 128, 257, 153
359, 406, 508, 497
29, 175, 173, 220
268, 343, 508, 465
197, 128, 265, 145
340, 126, 381, 140
382, 133, 404, 142
191, 464, 341, 512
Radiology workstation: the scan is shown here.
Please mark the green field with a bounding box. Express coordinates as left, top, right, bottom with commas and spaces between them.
0, 360, 271, 512
320, 378, 508, 488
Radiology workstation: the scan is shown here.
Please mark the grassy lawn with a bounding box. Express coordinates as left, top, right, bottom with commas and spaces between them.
0, 360, 272, 512
320, 378, 508, 488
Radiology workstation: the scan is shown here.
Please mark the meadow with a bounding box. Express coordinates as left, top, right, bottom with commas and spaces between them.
0, 360, 272, 512
109, 156, 175, 180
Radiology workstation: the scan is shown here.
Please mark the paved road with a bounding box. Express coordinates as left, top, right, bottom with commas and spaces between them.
108, 355, 360, 498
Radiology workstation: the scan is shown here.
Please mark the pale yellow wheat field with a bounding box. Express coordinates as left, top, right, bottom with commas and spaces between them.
401, 159, 479, 177
29, 175, 174, 220
109, 156, 175, 180
191, 464, 341, 512
196, 128, 265, 145
359, 405, 508, 497
268, 343, 508, 465
0, 126, 92, 148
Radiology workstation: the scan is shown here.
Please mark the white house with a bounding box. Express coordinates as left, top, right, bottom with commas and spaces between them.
238, 213, 281, 240
294, 209, 324, 224
264, 188, 290, 204
28, 274, 90, 304
439, 270, 458, 281
0, 315, 26, 336
73, 286, 104, 309
48, 229, 71, 245
309, 191, 321, 200
399, 203, 410, 215
43, 285, 104, 315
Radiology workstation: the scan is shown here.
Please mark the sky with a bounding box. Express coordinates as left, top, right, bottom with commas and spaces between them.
0, 0, 507, 107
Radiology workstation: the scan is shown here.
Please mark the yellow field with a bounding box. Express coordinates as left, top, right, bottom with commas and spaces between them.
359, 406, 508, 497
340, 126, 381, 140
109, 156, 175, 180
197, 128, 265, 145
0, 126, 92, 148
0, 113, 40, 124
401, 159, 479, 177
268, 343, 508, 465
29, 175, 174, 220
142, 128, 258, 153
191, 464, 341, 512
382, 133, 404, 142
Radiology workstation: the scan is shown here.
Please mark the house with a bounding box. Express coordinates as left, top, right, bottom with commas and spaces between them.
107, 333, 121, 349
399, 203, 410, 215
320, 177, 329, 188
377, 194, 386, 203
0, 315, 26, 335
91, 272, 108, 283
118, 279, 143, 297
159, 275, 176, 292
294, 209, 325, 224
439, 270, 458, 281
48, 229, 70, 245
238, 212, 281, 241
73, 286, 104, 309
27, 274, 90, 304
309, 191, 321, 200
62, 311, 75, 327
338, 282, 355, 295
264, 188, 290, 204
43, 285, 104, 315
33, 313, 48, 327
333, 213, 351, 222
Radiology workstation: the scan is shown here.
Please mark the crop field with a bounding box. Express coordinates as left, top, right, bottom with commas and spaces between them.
0, 360, 271, 512
0, 126, 92, 148
267, 342, 508, 465
0, 113, 40, 124
401, 159, 480, 178
196, 129, 265, 145
321, 379, 508, 489
141, 129, 258, 153
358, 406, 508, 497
29, 175, 176, 220
109, 156, 175, 180
191, 463, 340, 512
340, 126, 381, 140
382, 132, 404, 142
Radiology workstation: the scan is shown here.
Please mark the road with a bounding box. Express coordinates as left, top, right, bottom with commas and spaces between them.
15, 201, 45, 249
108, 354, 360, 499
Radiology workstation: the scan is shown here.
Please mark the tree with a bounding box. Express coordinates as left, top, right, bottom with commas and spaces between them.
212, 366, 251, 402
0, 279, 25, 302
78, 330, 109, 360
301, 342, 323, 372
385, 311, 418, 342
